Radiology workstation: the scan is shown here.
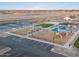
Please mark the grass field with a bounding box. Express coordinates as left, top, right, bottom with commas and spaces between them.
74, 37, 79, 48
35, 24, 54, 28
0, 22, 16, 26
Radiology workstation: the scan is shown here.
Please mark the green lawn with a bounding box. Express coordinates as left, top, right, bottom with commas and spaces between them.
0, 22, 16, 26
74, 37, 79, 48
35, 24, 54, 28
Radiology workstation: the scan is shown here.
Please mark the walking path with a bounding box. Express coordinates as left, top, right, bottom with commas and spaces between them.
64, 30, 79, 48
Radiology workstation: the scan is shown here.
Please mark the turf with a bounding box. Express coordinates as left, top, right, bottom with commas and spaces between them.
74, 37, 79, 48
0, 22, 16, 26
35, 24, 54, 28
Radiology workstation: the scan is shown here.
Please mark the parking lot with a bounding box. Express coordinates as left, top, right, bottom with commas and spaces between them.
0, 35, 65, 57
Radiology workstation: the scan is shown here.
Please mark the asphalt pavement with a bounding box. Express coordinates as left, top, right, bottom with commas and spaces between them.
0, 35, 65, 57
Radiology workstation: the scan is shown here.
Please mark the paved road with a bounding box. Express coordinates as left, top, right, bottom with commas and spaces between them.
65, 30, 79, 48
0, 35, 65, 57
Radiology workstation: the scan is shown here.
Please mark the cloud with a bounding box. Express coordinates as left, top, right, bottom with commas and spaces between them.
6, 4, 61, 10
14, 4, 51, 10
34, 4, 49, 8
31, 4, 50, 9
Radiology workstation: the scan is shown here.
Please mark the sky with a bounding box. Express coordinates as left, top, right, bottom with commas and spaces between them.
0, 2, 79, 10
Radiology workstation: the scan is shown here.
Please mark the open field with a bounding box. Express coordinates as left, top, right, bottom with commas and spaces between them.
0, 10, 79, 21
11, 28, 34, 35
30, 30, 73, 45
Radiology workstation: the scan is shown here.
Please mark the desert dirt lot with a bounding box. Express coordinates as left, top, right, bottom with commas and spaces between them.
30, 30, 72, 45
11, 28, 34, 35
